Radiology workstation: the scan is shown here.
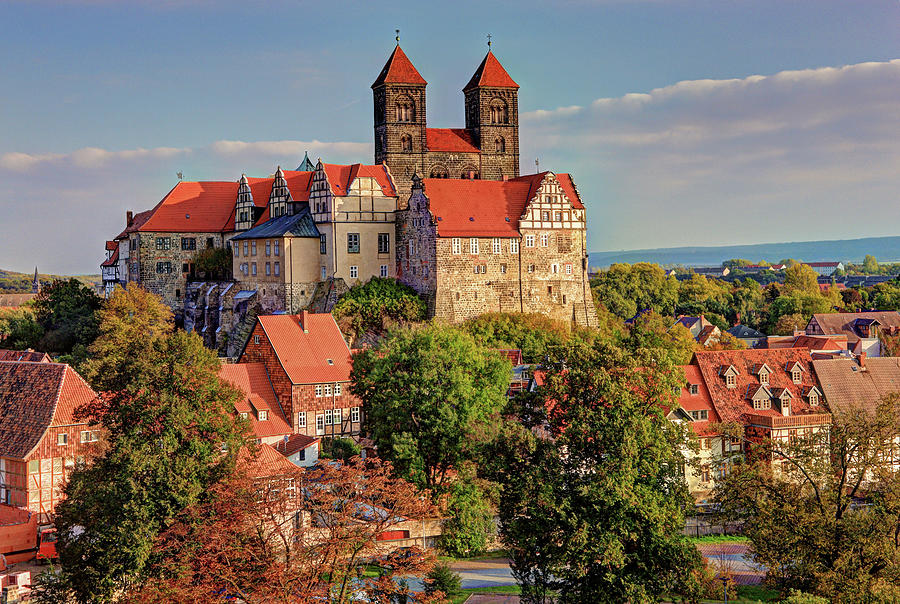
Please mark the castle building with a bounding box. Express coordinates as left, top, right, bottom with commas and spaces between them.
397, 172, 598, 326
373, 45, 520, 197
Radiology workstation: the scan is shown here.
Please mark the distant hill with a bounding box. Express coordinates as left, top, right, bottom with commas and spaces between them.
0, 269, 101, 293
589, 236, 900, 269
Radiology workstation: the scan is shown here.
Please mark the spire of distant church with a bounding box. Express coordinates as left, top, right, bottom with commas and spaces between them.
297, 151, 315, 172
32, 267, 39, 294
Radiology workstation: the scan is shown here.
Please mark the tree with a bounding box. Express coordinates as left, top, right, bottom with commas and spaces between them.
863, 254, 880, 274
620, 310, 698, 364
715, 395, 900, 600
590, 262, 679, 319
193, 246, 233, 280
425, 562, 461, 598
320, 436, 361, 461
439, 471, 494, 558
704, 331, 748, 351
783, 263, 820, 295
351, 324, 509, 495
49, 289, 248, 603
332, 277, 427, 341
495, 341, 700, 602
773, 312, 807, 336
462, 312, 578, 363
32, 278, 102, 364
127, 456, 443, 604
0, 307, 43, 350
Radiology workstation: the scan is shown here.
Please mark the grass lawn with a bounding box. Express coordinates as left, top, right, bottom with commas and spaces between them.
690, 534, 750, 545
438, 549, 510, 563
449, 584, 521, 604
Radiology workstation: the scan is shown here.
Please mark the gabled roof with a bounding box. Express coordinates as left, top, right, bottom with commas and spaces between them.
727, 325, 766, 339
253, 313, 353, 385
231, 205, 320, 240
219, 363, 291, 440
463, 50, 519, 91
372, 45, 427, 87
0, 362, 97, 459
812, 357, 900, 416
101, 246, 119, 267
421, 171, 583, 238
677, 365, 719, 436
139, 180, 240, 233
809, 312, 900, 343
114, 209, 152, 240
239, 443, 301, 478
426, 128, 480, 153
321, 163, 397, 198
274, 433, 319, 458
0, 350, 51, 363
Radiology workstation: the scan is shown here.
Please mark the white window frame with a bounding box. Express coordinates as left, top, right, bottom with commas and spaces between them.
57, 433, 68, 446
565, 264, 572, 275
325, 409, 334, 425
297, 411, 307, 428
510, 239, 519, 254
258, 410, 268, 421
451, 238, 461, 255
321, 266, 327, 280
349, 266, 358, 279
380, 265, 388, 277
315, 385, 323, 397
525, 235, 535, 248
540, 234, 549, 247
492, 238, 501, 254
335, 383, 342, 396
470, 238, 479, 254
324, 384, 332, 396
351, 407, 360, 423
316, 414, 325, 435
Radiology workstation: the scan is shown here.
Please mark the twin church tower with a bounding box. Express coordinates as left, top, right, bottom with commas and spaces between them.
372, 44, 521, 196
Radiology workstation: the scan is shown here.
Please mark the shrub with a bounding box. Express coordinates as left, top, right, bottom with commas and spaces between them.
320, 437, 361, 461
425, 562, 461, 596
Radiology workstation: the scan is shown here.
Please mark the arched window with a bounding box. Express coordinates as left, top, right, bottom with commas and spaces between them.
400, 134, 413, 152
490, 99, 509, 124
460, 167, 479, 180
396, 96, 414, 122
429, 165, 449, 179
495, 137, 506, 153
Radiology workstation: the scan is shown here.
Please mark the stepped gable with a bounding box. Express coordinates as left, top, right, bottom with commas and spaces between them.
321, 163, 396, 197
219, 362, 291, 439
693, 349, 823, 424
0, 362, 97, 459
372, 45, 427, 87
463, 50, 519, 91
426, 128, 480, 153
252, 313, 353, 385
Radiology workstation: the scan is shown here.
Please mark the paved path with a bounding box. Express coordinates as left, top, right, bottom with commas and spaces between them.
450, 558, 515, 589
697, 543, 766, 585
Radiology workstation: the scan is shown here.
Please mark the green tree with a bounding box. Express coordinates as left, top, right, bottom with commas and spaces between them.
33, 278, 102, 364
51, 289, 248, 603
495, 341, 700, 603
0, 307, 43, 350
332, 277, 427, 340
620, 310, 698, 364
193, 246, 233, 280
425, 562, 462, 597
439, 472, 494, 558
462, 312, 576, 363
871, 282, 900, 311
320, 437, 361, 461
590, 262, 680, 319
863, 254, 880, 274
351, 324, 509, 495
783, 263, 820, 295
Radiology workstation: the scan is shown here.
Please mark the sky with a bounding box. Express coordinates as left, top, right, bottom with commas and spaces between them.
1, 0, 899, 274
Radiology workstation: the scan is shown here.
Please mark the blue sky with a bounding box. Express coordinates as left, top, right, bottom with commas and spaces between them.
2, 0, 899, 273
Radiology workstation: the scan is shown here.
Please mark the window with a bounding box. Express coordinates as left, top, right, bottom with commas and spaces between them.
233, 243, 239, 257
528, 264, 535, 273
792, 369, 802, 384
540, 234, 549, 247
319, 234, 327, 255
325, 409, 334, 426
28, 460, 39, 474
525, 235, 535, 248
492, 238, 502, 254
565, 264, 572, 275
690, 410, 709, 421
243, 241, 248, 256
324, 384, 332, 396
57, 433, 68, 446
182, 263, 189, 273
689, 384, 699, 395
297, 411, 307, 428
759, 371, 769, 385
335, 383, 342, 396
316, 414, 325, 435
349, 266, 358, 279
315, 385, 323, 397
451, 238, 461, 255
155, 237, 170, 250
701, 466, 711, 482
809, 393, 819, 406
274, 241, 280, 256
156, 262, 172, 274
274, 262, 280, 276
554, 211, 562, 221
378, 233, 390, 254
541, 211, 550, 221
500, 264, 507, 274
181, 237, 196, 251
265, 263, 271, 276
251, 241, 257, 256
490, 99, 509, 124
351, 407, 360, 423
474, 264, 487, 274
700, 438, 710, 450
251, 262, 257, 276
265, 241, 271, 256
253, 334, 260, 345
396, 98, 414, 122
380, 265, 388, 277
80, 430, 98, 443
348, 233, 360, 254
470, 238, 479, 254
510, 239, 519, 254
258, 410, 268, 421
551, 264, 559, 274
321, 266, 327, 280
400, 134, 413, 152
495, 137, 505, 153
430, 165, 449, 179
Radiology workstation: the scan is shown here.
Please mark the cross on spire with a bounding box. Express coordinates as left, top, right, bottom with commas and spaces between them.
395, 29, 400, 45
487, 33, 492, 48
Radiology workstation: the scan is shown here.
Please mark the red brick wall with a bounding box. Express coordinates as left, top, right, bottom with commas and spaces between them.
240, 322, 295, 422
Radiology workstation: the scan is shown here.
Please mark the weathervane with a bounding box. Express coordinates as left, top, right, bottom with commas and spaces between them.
487, 33, 492, 48
395, 29, 400, 45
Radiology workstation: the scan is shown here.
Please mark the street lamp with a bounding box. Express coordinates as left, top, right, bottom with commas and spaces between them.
719, 575, 730, 603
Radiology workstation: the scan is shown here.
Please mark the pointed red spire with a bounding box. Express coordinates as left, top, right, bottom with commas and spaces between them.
372, 45, 427, 88
463, 51, 519, 91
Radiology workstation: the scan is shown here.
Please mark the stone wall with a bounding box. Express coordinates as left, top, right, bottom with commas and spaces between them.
136, 231, 225, 310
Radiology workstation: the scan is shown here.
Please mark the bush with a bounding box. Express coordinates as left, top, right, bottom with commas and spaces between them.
440, 476, 494, 558
782, 590, 828, 604
425, 562, 461, 597
333, 277, 426, 338
320, 437, 360, 461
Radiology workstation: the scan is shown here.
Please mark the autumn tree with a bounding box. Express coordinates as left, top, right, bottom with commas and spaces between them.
127, 456, 443, 604
46, 288, 248, 603
620, 310, 698, 364
351, 324, 509, 496
494, 340, 700, 602
715, 395, 900, 600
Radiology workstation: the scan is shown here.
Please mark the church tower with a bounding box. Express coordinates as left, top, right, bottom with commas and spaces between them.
372, 44, 427, 194
463, 50, 520, 180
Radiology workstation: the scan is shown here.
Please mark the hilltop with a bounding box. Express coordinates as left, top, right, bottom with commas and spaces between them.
0, 268, 101, 293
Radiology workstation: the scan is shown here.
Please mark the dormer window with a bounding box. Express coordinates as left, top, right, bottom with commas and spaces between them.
759, 371, 769, 385
720, 365, 739, 388
689, 384, 699, 395
690, 410, 708, 421
809, 393, 819, 406
749, 385, 772, 410
726, 374, 736, 388
258, 410, 268, 421
239, 412, 248, 419
791, 369, 801, 383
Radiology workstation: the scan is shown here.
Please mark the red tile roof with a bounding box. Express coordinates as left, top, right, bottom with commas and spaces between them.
464, 51, 519, 91
322, 163, 396, 198
254, 313, 353, 385
423, 172, 584, 238
114, 209, 153, 240
0, 350, 51, 363
792, 335, 847, 351
239, 443, 301, 478
219, 363, 292, 440
139, 181, 240, 233
812, 357, 900, 416
0, 362, 97, 459
426, 129, 480, 153
372, 45, 427, 87
283, 170, 314, 201
105, 240, 117, 252
692, 349, 823, 424
101, 246, 119, 267
274, 433, 319, 458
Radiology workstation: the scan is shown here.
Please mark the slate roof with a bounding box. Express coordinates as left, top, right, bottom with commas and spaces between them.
274, 433, 319, 458
692, 349, 822, 424
426, 128, 481, 153
727, 325, 765, 339
253, 313, 353, 385
463, 51, 519, 90
0, 362, 97, 460
231, 206, 320, 240
0, 350, 51, 363
219, 363, 292, 440
812, 357, 900, 416
372, 45, 427, 87
422, 171, 583, 238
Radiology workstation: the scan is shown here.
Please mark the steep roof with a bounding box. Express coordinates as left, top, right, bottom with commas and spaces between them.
239, 443, 301, 478
422, 172, 583, 238
463, 51, 519, 91
274, 433, 319, 458
809, 312, 900, 343
372, 45, 427, 87
219, 363, 291, 440
231, 205, 320, 240
114, 208, 153, 240
0, 362, 97, 459
0, 350, 51, 363
321, 163, 397, 197
692, 349, 822, 424
677, 364, 719, 436
101, 246, 119, 267
727, 325, 766, 339
812, 357, 900, 416
426, 129, 480, 153
254, 313, 353, 385
139, 181, 240, 233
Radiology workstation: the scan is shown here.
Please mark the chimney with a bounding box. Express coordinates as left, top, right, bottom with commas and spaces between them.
126, 210, 134, 226
502, 175, 509, 181
300, 310, 309, 334
859, 351, 867, 369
